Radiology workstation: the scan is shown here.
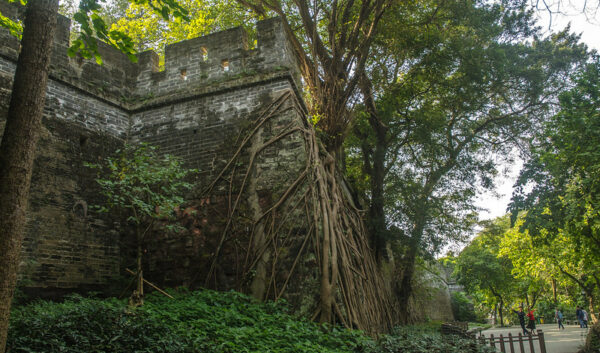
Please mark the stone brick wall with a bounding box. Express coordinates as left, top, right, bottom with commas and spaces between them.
0, 3, 128, 294
410, 263, 455, 322
131, 79, 299, 176
0, 1, 306, 297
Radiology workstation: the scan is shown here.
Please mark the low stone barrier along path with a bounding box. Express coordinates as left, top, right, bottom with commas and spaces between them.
482, 323, 590, 353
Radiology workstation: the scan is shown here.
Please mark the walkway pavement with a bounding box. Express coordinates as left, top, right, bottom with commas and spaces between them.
482, 323, 589, 353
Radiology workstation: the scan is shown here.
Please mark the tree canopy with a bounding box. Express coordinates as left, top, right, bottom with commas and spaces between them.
453, 58, 600, 325
345, 0, 588, 318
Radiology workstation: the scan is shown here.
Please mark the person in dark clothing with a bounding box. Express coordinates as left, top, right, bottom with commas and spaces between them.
513, 306, 528, 335
582, 309, 589, 328
576, 306, 584, 328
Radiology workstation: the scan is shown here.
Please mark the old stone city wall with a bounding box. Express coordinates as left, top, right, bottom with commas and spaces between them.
0, 1, 306, 298
0, 3, 454, 322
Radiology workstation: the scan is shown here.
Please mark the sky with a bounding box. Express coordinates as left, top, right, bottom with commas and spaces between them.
474, 2, 600, 221
534, 1, 600, 51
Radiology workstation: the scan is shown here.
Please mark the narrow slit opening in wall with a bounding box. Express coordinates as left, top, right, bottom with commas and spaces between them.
221, 59, 229, 72
180, 68, 187, 80
201, 47, 208, 62
79, 135, 88, 148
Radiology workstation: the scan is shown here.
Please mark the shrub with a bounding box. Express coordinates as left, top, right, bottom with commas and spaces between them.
8, 290, 365, 353
580, 321, 600, 353
8, 294, 185, 353
8, 288, 495, 353
363, 326, 496, 353
138, 288, 368, 353
451, 291, 477, 322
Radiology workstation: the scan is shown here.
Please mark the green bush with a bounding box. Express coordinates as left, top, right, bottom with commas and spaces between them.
532, 299, 576, 324
580, 321, 600, 353
363, 326, 495, 353
8, 288, 495, 353
8, 289, 365, 353
451, 292, 477, 322
137, 288, 368, 353
8, 295, 185, 353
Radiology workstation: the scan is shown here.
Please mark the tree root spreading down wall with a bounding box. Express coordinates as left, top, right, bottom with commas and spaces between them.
201, 90, 394, 333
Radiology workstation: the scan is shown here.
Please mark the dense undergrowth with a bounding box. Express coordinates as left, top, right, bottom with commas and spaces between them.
8, 288, 494, 353
580, 321, 600, 353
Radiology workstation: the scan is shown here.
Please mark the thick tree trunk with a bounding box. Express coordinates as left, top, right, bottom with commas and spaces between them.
588, 296, 598, 324
397, 221, 423, 323
0, 1, 58, 352
368, 134, 387, 261
359, 74, 389, 262
552, 278, 557, 303
397, 249, 416, 322
396, 201, 430, 323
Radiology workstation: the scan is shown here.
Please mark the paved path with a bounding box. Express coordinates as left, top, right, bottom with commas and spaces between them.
481, 323, 589, 353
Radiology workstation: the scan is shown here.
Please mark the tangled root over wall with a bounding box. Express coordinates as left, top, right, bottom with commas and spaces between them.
180, 90, 397, 333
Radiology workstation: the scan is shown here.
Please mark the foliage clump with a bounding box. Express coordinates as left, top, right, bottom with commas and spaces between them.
8, 288, 495, 353
363, 325, 495, 353
86, 143, 196, 306
580, 321, 600, 353
7, 295, 184, 352
450, 292, 478, 323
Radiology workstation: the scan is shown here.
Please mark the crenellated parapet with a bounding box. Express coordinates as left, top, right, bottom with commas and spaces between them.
0, 1, 301, 110
133, 17, 301, 104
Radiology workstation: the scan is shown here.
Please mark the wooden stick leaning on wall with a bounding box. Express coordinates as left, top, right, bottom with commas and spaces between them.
125, 268, 174, 299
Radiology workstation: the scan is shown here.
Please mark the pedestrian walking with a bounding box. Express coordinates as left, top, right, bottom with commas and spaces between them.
582, 309, 589, 328
513, 306, 528, 335
576, 306, 585, 328
555, 309, 565, 330
526, 308, 536, 334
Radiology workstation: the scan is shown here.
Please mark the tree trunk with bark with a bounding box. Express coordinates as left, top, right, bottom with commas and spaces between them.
499, 297, 504, 326
587, 296, 598, 324
357, 75, 390, 262
396, 215, 425, 323
493, 304, 497, 325
396, 248, 416, 322
0, 1, 59, 352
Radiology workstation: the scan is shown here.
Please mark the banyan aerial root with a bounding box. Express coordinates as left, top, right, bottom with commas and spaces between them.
200, 90, 395, 333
